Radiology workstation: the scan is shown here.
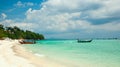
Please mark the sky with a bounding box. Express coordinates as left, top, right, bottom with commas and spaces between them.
0, 0, 120, 39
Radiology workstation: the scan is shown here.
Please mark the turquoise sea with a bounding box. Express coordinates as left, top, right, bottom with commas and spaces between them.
23, 40, 120, 67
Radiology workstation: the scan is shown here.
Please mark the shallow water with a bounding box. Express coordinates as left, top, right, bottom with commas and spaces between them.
23, 40, 120, 67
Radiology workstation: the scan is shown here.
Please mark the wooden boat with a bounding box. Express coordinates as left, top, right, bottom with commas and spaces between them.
77, 39, 92, 43
19, 39, 36, 44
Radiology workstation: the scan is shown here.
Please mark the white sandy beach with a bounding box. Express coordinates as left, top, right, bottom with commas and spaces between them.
0, 39, 67, 67
0, 40, 36, 67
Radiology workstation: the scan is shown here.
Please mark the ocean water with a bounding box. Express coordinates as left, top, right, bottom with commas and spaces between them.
23, 40, 120, 67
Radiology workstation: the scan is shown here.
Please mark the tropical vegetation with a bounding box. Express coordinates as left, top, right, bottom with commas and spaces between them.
0, 24, 44, 40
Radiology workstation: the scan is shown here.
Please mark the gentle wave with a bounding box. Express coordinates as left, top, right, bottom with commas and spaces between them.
34, 53, 45, 57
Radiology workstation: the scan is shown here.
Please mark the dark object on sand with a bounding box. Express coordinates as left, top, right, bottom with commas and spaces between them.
19, 39, 36, 44
77, 39, 92, 43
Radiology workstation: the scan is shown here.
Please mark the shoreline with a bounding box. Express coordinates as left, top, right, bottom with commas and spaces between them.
0, 40, 36, 67
0, 39, 67, 67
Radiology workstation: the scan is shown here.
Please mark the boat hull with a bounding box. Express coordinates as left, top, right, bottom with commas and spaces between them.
77, 40, 92, 43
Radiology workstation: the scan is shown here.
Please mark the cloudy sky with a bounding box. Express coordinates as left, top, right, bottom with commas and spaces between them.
0, 0, 120, 39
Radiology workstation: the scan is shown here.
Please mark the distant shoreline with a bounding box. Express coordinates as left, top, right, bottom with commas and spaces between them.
41, 38, 120, 40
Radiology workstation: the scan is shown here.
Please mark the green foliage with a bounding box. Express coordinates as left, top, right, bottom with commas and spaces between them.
0, 24, 4, 30
0, 29, 7, 38
0, 24, 44, 40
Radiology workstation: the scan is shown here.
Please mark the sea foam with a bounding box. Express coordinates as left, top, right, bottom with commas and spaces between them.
34, 53, 45, 57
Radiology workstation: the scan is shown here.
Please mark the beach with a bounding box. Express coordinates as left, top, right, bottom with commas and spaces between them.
0, 39, 67, 67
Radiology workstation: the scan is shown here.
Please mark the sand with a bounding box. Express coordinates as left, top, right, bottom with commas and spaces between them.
0, 39, 67, 67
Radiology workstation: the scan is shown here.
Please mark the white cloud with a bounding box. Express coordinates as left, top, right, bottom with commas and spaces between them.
24, 0, 120, 32
15, 1, 23, 7
25, 8, 84, 32
88, 21, 120, 31
26, 2, 34, 6
39, 0, 103, 16
0, 19, 35, 31
87, 0, 120, 19
1, 0, 120, 38
14, 1, 34, 7
1, 13, 7, 19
